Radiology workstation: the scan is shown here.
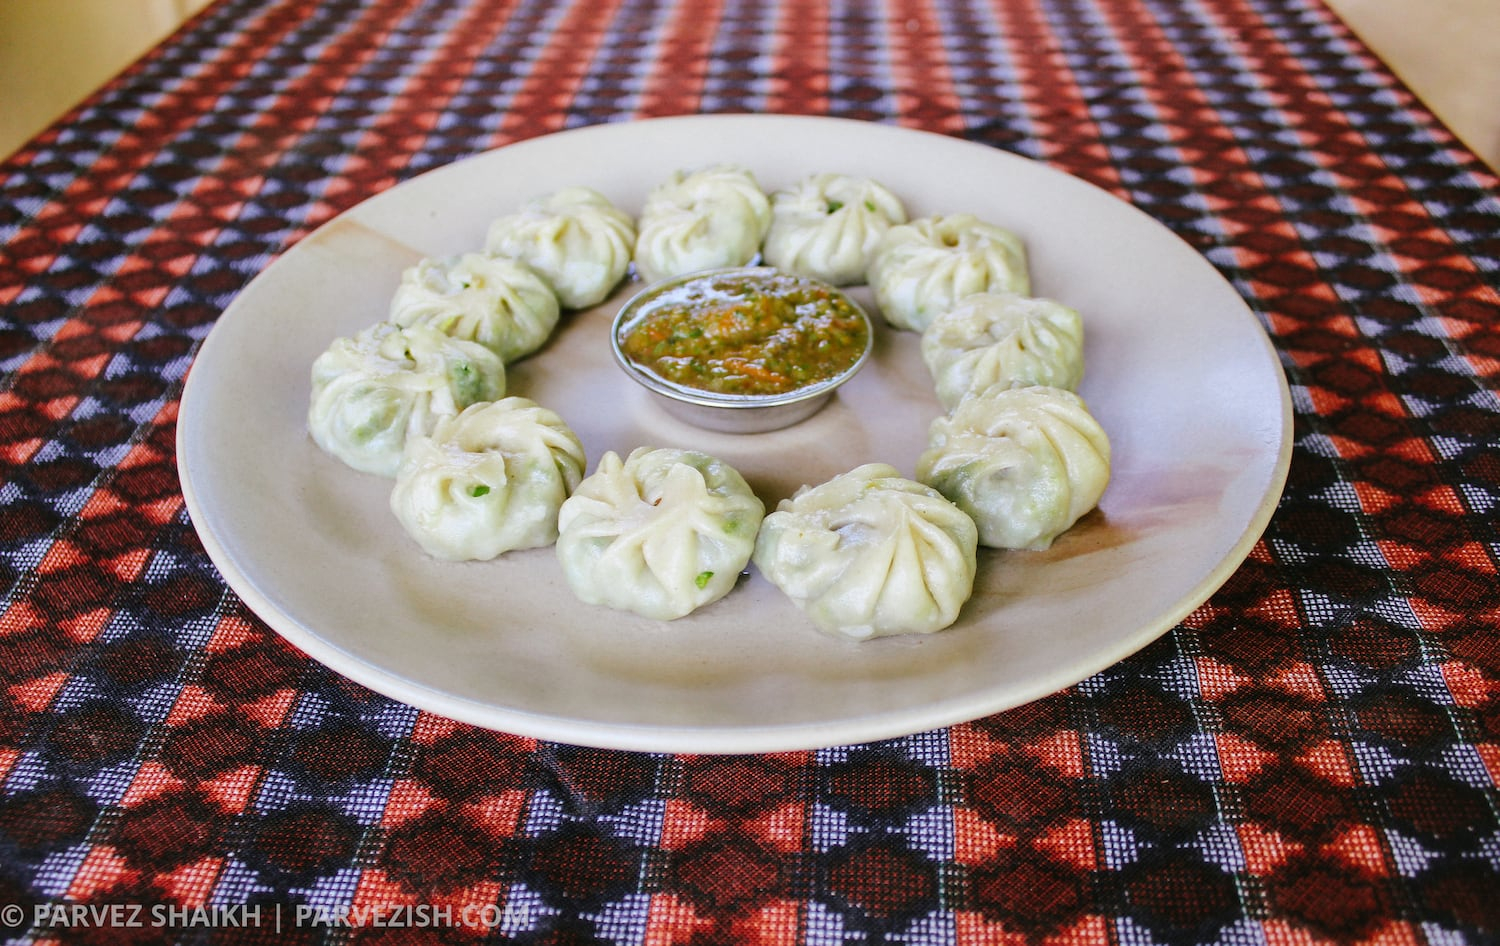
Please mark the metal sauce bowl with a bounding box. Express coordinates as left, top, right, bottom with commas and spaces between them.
610, 266, 874, 434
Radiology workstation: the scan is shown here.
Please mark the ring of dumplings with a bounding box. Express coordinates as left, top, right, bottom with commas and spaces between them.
308, 166, 1111, 638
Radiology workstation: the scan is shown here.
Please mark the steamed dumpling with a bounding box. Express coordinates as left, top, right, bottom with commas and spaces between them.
389, 253, 560, 363
921, 292, 1084, 409
556, 447, 765, 620
868, 213, 1030, 331
752, 463, 978, 640
633, 165, 772, 283
916, 386, 1110, 550
308, 322, 505, 477
484, 186, 635, 308
390, 398, 586, 561
761, 174, 907, 285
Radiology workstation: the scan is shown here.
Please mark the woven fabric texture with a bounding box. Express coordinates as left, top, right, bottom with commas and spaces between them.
2, 0, 1498, 943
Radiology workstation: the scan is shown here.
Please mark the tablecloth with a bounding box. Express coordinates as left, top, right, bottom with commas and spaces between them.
3, 0, 1498, 942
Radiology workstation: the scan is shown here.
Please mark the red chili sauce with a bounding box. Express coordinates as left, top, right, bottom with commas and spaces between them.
618, 270, 869, 397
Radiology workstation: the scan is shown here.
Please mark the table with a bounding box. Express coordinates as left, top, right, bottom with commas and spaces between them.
3, 0, 1497, 942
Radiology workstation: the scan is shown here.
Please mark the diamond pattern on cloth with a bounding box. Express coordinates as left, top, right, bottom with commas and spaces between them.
2, 0, 1498, 942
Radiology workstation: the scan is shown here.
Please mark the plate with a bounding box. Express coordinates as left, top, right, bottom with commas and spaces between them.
177, 115, 1292, 753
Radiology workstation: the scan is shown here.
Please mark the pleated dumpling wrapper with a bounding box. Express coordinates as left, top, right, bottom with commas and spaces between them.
917, 386, 1110, 550
867, 213, 1030, 332
389, 253, 560, 363
920, 291, 1084, 410
633, 165, 772, 283
485, 186, 635, 309
753, 463, 978, 640
555, 447, 765, 620
308, 322, 505, 478
390, 398, 586, 561
761, 173, 907, 286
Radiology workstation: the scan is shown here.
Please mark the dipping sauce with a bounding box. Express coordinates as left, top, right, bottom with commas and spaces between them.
617, 269, 871, 397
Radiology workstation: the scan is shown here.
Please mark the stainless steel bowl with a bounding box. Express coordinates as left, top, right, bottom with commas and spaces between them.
610, 267, 874, 434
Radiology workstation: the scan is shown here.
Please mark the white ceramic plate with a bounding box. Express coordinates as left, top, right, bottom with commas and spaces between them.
177, 115, 1292, 754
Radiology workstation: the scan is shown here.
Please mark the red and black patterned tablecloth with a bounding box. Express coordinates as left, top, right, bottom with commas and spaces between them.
3, 0, 1498, 942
